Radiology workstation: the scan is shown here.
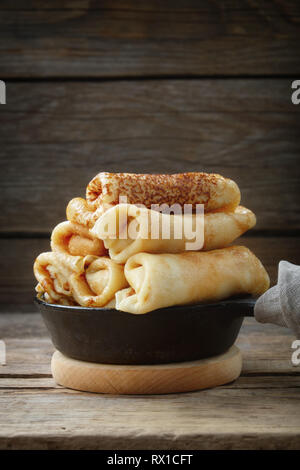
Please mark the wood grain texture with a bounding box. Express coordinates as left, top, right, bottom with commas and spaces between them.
0, 313, 299, 449
1, 376, 299, 390
1, 79, 299, 232
1, 1, 299, 450
51, 347, 242, 394
1, 0, 300, 78
0, 238, 50, 305
0, 236, 299, 306
1, 387, 299, 449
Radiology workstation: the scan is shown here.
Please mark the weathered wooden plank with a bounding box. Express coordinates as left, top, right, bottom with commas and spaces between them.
0, 238, 50, 305
240, 237, 300, 285
0, 339, 53, 377
0, 312, 48, 338
0, 378, 57, 389
3, 79, 298, 115
0, 312, 299, 449
1, 80, 299, 232
3, 80, 299, 141
0, 236, 299, 306
1, 375, 299, 390
0, 314, 298, 376
2, 141, 299, 232
0, 387, 299, 449
236, 317, 298, 375
2, 144, 299, 234
3, 0, 300, 13
1, 1, 300, 77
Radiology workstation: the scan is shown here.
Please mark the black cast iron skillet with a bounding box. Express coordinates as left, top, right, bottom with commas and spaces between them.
35, 295, 256, 365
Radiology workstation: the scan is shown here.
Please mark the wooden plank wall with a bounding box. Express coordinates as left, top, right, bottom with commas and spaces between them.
0, 1, 300, 308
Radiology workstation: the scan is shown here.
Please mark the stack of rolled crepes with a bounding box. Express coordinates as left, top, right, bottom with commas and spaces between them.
34, 172, 270, 314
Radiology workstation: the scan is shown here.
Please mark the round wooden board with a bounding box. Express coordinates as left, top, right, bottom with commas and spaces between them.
51, 346, 242, 395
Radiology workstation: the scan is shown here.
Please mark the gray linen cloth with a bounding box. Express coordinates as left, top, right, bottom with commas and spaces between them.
254, 261, 300, 338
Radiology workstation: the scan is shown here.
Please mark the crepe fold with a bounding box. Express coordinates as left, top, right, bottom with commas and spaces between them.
86, 172, 241, 212
115, 246, 270, 314
51, 220, 106, 256
34, 252, 127, 307
91, 203, 256, 264
66, 197, 105, 229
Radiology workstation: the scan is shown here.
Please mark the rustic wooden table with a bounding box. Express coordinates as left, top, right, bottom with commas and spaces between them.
1, 0, 300, 452
0, 312, 299, 450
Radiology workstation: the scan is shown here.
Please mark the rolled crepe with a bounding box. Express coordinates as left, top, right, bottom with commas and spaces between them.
86, 172, 241, 212
51, 220, 106, 256
66, 197, 105, 229
34, 251, 127, 307
34, 251, 85, 305
116, 246, 270, 314
91, 203, 256, 264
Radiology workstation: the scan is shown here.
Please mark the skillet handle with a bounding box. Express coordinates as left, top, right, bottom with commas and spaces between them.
236, 297, 257, 317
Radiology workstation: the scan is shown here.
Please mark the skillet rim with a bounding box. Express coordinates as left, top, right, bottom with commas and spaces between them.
35, 294, 256, 316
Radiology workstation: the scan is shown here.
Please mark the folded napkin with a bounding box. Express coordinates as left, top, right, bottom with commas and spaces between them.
254, 261, 300, 338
